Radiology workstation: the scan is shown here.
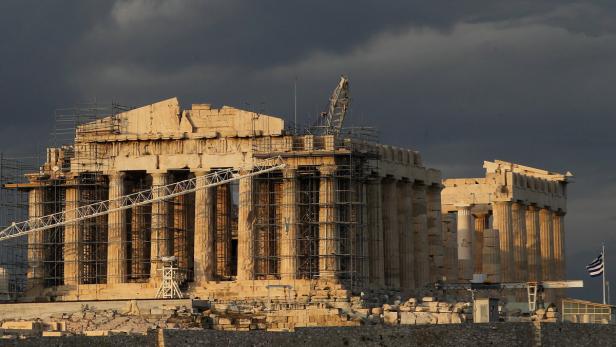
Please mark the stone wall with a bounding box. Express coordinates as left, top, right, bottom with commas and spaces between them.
1, 323, 616, 346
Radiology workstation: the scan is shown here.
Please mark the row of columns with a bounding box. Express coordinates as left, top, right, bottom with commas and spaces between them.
28, 167, 443, 291
454, 202, 565, 284
368, 177, 441, 291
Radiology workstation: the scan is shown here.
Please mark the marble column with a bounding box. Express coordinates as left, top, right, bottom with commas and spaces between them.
539, 208, 554, 280
173, 193, 188, 272
525, 205, 541, 281
366, 177, 385, 287
318, 165, 339, 279
27, 187, 45, 290
441, 214, 458, 282
130, 201, 148, 280
237, 171, 255, 280
456, 204, 473, 281
359, 181, 370, 285
149, 172, 171, 281
492, 201, 514, 282
413, 183, 429, 288
482, 228, 501, 283
216, 184, 232, 278
398, 180, 414, 291
193, 171, 216, 284
381, 177, 399, 287
64, 181, 80, 285
107, 172, 127, 284
552, 211, 565, 280
427, 185, 443, 283
473, 212, 489, 275
512, 202, 528, 282
280, 168, 299, 280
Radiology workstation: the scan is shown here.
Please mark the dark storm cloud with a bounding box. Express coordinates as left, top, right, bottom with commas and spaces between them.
1, 0, 615, 300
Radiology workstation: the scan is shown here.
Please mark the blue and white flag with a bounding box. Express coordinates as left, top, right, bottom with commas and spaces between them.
586, 253, 604, 277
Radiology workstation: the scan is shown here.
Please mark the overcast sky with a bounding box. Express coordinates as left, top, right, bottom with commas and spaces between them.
1, 0, 615, 301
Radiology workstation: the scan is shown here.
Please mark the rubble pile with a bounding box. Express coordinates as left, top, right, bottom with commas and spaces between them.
362, 297, 470, 326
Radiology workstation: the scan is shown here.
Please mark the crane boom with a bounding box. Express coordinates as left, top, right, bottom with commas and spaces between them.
0, 156, 285, 242
321, 75, 350, 135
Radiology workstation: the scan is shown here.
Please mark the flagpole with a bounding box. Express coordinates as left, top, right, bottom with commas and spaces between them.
603, 243, 606, 304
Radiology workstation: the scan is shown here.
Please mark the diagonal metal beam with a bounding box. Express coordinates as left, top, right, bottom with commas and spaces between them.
0, 156, 285, 242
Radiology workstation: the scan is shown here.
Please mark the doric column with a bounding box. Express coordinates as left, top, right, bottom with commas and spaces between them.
149, 172, 171, 281
553, 211, 566, 280
27, 187, 45, 290
482, 228, 501, 283
412, 182, 429, 288
473, 212, 489, 275
427, 185, 443, 283
456, 204, 473, 281
318, 165, 339, 279
512, 202, 528, 282
381, 177, 399, 288
492, 201, 514, 282
107, 172, 127, 284
441, 214, 458, 282
526, 205, 541, 281
359, 181, 370, 285
280, 168, 299, 280
130, 200, 148, 280
193, 171, 216, 284
366, 177, 385, 287
64, 180, 80, 285
173, 193, 188, 272
398, 180, 414, 291
539, 208, 554, 280
237, 170, 255, 280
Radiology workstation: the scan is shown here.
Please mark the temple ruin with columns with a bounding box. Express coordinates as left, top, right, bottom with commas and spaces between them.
441, 160, 572, 303
7, 96, 447, 303
0, 82, 576, 329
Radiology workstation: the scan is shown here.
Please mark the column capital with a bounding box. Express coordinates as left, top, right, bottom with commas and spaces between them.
192, 170, 209, 177
318, 165, 337, 176
526, 204, 539, 212
148, 170, 168, 176
108, 171, 126, 180
413, 181, 427, 190
282, 167, 297, 178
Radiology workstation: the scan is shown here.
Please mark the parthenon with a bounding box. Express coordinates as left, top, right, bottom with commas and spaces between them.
17, 97, 446, 301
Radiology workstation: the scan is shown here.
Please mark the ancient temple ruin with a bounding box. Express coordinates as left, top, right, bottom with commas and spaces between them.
13, 97, 444, 301
441, 160, 571, 302
0, 88, 573, 313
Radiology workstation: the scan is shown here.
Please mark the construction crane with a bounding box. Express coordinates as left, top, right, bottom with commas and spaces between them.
435, 280, 584, 312
320, 75, 350, 136
0, 156, 286, 242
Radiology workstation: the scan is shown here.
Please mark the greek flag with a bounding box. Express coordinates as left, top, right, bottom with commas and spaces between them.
586, 253, 604, 277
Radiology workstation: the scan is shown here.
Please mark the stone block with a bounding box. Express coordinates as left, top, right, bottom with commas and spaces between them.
415, 312, 436, 325
383, 311, 399, 325
371, 307, 382, 315
400, 312, 416, 325
354, 308, 369, 318
437, 313, 451, 324
150, 308, 164, 315
422, 297, 435, 302
218, 317, 233, 325
1, 321, 42, 330
42, 331, 65, 337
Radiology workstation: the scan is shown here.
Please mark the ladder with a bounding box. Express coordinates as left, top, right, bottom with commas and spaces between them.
0, 156, 285, 242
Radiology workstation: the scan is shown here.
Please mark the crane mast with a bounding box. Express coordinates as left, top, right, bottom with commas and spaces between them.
320, 75, 350, 135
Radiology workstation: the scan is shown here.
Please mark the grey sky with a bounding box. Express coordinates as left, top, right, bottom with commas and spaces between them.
1, 0, 615, 300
